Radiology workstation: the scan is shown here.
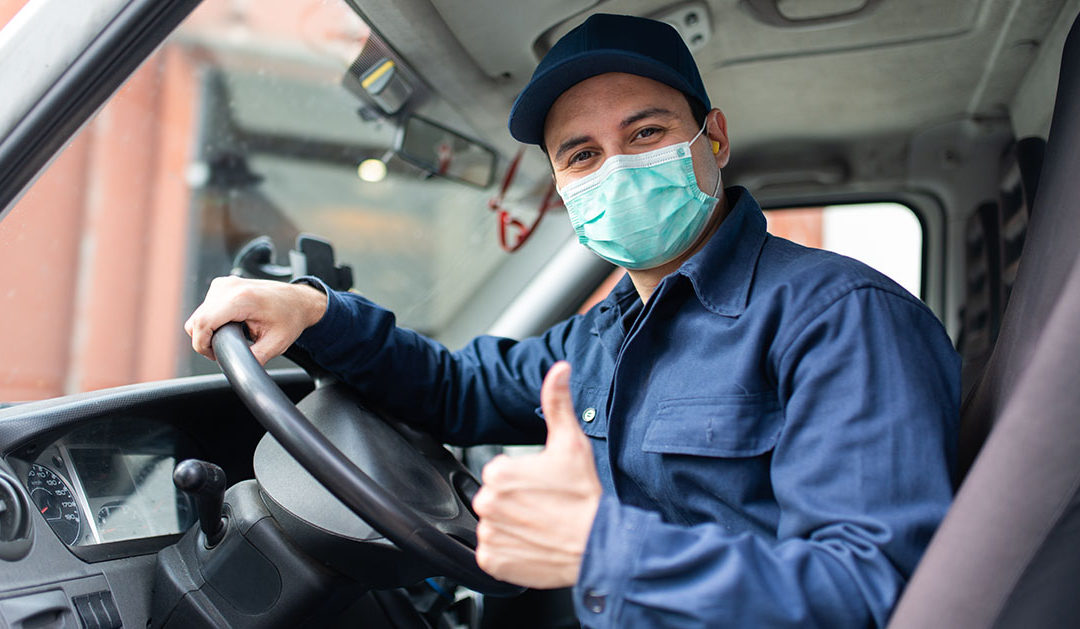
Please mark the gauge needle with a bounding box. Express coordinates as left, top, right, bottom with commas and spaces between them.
40, 506, 48, 514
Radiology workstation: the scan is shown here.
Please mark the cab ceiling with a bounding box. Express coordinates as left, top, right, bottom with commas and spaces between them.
361, 0, 1071, 159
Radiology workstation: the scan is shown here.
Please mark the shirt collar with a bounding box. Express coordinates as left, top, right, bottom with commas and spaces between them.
676, 186, 767, 317
595, 186, 767, 319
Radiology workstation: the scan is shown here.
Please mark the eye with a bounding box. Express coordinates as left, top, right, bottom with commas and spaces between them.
635, 126, 662, 140
569, 150, 596, 165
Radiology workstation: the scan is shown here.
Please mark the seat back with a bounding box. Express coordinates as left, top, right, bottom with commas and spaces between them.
955, 137, 1042, 453
888, 10, 1080, 629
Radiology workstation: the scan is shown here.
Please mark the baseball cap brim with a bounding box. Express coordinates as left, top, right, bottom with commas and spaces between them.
508, 50, 708, 146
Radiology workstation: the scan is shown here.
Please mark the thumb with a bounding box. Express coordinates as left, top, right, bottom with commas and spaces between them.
541, 361, 582, 447
246, 324, 289, 367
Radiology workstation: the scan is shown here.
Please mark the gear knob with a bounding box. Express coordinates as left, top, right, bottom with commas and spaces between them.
173, 459, 227, 547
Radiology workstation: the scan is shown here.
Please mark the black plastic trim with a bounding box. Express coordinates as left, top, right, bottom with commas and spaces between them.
0, 472, 33, 561
0, 370, 311, 456
67, 533, 184, 563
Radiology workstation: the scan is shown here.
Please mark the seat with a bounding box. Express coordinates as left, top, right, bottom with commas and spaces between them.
888, 10, 1080, 628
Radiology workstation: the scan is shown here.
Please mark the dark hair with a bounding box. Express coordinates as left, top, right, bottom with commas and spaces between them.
541, 91, 708, 156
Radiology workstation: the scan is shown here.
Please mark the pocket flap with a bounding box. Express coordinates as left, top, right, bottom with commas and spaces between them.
643, 395, 782, 457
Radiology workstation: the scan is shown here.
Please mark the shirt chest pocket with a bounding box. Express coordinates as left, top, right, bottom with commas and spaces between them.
642, 394, 783, 458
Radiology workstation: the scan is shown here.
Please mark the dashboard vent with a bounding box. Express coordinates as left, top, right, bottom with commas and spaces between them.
0, 474, 32, 560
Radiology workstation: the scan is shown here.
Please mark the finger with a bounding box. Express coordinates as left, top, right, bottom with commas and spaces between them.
186, 285, 255, 361
474, 537, 579, 588
249, 333, 290, 366
190, 320, 218, 362
540, 361, 581, 447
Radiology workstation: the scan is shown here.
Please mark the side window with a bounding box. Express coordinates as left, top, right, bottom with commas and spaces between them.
0, 0, 511, 402
764, 203, 923, 298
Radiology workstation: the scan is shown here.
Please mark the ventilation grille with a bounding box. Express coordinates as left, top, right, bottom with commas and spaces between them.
0, 473, 32, 561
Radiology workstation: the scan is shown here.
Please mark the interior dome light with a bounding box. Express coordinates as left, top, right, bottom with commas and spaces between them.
357, 158, 387, 183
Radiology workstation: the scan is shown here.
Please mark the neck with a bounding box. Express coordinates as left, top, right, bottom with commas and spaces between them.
628, 193, 730, 304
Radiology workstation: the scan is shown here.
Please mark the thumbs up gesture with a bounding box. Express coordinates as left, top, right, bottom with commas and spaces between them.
472, 361, 602, 588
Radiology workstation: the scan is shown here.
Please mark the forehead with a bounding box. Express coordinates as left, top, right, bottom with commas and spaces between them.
542, 72, 694, 145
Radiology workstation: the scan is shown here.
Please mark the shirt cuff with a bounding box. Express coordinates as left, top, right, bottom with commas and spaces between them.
290, 275, 342, 352
573, 493, 650, 627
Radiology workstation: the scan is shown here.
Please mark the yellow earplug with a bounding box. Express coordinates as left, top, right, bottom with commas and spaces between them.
711, 140, 720, 154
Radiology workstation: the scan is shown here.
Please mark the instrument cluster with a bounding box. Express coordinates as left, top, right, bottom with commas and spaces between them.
11, 418, 199, 547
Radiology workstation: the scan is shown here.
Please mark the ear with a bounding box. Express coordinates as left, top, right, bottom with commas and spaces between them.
705, 109, 731, 169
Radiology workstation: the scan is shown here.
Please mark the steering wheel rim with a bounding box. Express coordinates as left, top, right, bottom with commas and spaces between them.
211, 322, 523, 596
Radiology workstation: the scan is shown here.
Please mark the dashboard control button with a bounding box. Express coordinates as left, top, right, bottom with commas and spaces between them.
71, 591, 121, 629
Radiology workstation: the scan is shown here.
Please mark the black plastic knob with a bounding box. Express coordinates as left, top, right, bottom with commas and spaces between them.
173, 459, 227, 547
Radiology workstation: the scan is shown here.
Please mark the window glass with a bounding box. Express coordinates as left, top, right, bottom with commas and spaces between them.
0, 0, 519, 401
764, 203, 923, 297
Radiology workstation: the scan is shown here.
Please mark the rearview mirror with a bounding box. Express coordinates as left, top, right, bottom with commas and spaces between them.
395, 115, 497, 188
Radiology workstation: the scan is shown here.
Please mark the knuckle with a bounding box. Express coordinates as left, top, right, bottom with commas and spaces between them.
475, 546, 492, 571
232, 284, 254, 302
475, 519, 493, 543
481, 455, 509, 485
475, 547, 503, 577
472, 488, 493, 517
482, 467, 504, 488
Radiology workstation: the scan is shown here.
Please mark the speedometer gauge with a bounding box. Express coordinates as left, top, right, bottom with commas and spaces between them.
28, 463, 81, 545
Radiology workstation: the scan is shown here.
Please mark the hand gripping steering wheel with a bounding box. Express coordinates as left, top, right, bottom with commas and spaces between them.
211, 322, 523, 596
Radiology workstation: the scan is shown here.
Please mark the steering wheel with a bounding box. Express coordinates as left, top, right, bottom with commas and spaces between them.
211, 322, 523, 596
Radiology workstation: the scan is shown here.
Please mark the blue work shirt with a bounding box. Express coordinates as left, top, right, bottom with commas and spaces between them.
296, 186, 960, 628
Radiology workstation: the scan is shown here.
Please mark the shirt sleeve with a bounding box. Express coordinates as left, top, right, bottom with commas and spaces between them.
573, 286, 961, 628
291, 277, 571, 446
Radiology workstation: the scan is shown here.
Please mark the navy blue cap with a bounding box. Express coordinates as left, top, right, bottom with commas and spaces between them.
508, 13, 711, 146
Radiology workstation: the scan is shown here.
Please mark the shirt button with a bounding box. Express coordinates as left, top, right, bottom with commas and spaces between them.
583, 590, 606, 613
582, 407, 597, 423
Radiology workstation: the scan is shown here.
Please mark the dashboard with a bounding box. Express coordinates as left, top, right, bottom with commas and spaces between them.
0, 371, 309, 628
8, 418, 199, 550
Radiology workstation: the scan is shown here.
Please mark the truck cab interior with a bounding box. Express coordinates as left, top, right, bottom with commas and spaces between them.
0, 0, 1078, 626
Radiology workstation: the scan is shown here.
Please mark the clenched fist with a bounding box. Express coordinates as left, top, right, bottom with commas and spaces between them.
472, 361, 602, 589
184, 276, 327, 364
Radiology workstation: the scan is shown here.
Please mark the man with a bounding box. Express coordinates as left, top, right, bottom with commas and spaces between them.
186, 13, 960, 627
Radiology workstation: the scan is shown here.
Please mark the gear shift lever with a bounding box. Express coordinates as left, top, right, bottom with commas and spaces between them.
173, 459, 227, 547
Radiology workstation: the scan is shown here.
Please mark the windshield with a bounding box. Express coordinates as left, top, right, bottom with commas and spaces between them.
0, 0, 549, 401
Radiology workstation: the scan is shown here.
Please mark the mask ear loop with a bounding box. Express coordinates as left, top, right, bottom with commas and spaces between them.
690, 120, 707, 146
698, 120, 723, 195
694, 119, 722, 156
695, 122, 723, 196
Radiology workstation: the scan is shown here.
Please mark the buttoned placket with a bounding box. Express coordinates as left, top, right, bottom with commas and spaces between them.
602, 276, 679, 502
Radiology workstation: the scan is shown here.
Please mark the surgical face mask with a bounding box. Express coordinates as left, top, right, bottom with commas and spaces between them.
557, 123, 721, 270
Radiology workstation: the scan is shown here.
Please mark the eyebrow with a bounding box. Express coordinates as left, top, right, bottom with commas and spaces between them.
619, 107, 677, 129
552, 107, 680, 163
